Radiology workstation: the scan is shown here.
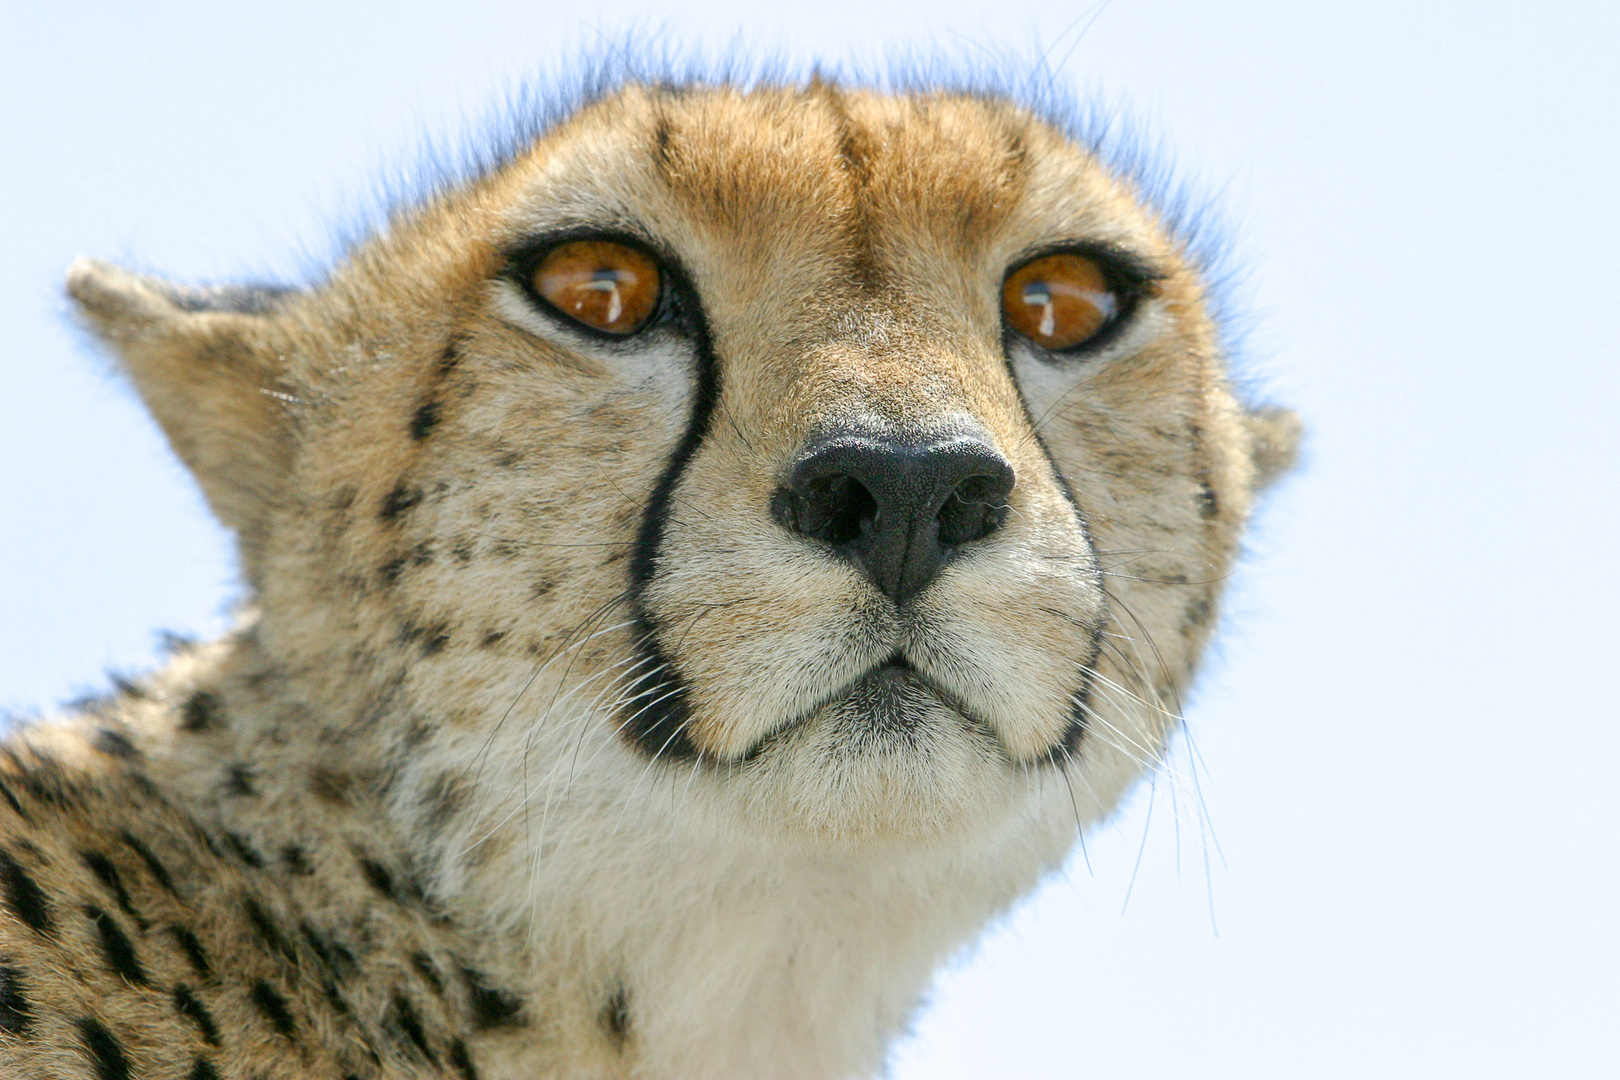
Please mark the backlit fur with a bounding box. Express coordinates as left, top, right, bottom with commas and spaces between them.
3, 69, 1298, 1080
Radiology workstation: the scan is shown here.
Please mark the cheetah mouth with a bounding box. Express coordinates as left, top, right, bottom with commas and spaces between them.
743, 652, 993, 759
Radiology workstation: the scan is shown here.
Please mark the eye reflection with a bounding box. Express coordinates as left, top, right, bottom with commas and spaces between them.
1002, 253, 1119, 351
534, 240, 661, 336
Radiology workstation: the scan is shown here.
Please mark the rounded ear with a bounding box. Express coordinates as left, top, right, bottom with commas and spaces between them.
65, 258, 302, 580
1244, 405, 1303, 492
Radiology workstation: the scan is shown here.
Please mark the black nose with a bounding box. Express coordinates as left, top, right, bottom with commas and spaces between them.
771, 431, 1015, 606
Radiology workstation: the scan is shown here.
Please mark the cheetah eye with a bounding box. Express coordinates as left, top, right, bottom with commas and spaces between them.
1002, 252, 1120, 352
532, 240, 662, 336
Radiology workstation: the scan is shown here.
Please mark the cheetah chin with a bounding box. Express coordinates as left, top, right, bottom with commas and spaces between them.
4, 61, 1298, 1080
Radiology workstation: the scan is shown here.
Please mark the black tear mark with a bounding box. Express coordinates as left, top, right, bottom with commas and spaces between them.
460, 965, 524, 1030
242, 897, 296, 964
86, 906, 147, 986
180, 691, 221, 732
188, 1059, 221, 1080
410, 399, 442, 440
601, 985, 631, 1048
391, 993, 438, 1066
81, 852, 142, 926
169, 925, 211, 977
76, 1018, 131, 1080
93, 729, 139, 760
222, 764, 257, 797
0, 963, 34, 1035
379, 483, 423, 522
121, 833, 178, 897
173, 984, 220, 1046
448, 1038, 480, 1080
0, 849, 54, 936
222, 832, 264, 869
250, 980, 296, 1037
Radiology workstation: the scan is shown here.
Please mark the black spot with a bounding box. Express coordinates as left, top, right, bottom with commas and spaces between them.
0, 780, 27, 821
0, 849, 54, 936
437, 339, 462, 376
358, 858, 397, 901
310, 769, 353, 806
250, 980, 296, 1037
222, 833, 264, 869
378, 556, 407, 585
411, 953, 444, 996
169, 925, 211, 977
77, 1018, 131, 1080
0, 963, 34, 1035
379, 483, 423, 522
451, 541, 474, 565
601, 985, 631, 1047
242, 897, 295, 964
109, 674, 145, 700
93, 729, 139, 759
411, 540, 435, 566
448, 1038, 480, 1080
281, 844, 313, 876
420, 773, 469, 832
391, 993, 438, 1065
188, 1059, 221, 1080
121, 834, 178, 896
158, 630, 198, 655
1184, 598, 1213, 629
173, 984, 220, 1046
460, 966, 524, 1030
87, 905, 147, 986
81, 852, 141, 925
410, 399, 442, 440
222, 764, 257, 797
478, 630, 506, 649
422, 624, 451, 655
180, 691, 221, 732
1197, 480, 1219, 520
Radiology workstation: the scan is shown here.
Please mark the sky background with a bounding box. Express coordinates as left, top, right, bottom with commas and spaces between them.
3, 2, 1617, 1076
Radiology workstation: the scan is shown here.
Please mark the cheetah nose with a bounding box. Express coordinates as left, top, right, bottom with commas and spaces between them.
771, 430, 1015, 606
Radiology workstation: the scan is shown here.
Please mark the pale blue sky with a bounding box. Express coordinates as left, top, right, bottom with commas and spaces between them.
3, 2, 1616, 1076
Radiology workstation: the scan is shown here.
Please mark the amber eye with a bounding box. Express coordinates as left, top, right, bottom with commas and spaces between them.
533, 240, 662, 336
1002, 253, 1120, 351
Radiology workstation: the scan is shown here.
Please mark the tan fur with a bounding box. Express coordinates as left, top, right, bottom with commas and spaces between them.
5, 80, 1296, 1079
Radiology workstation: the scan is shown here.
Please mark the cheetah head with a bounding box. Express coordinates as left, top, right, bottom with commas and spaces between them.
67, 81, 1298, 854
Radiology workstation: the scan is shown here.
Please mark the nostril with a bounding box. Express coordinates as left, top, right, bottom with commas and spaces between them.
937, 471, 1013, 546
771, 474, 877, 546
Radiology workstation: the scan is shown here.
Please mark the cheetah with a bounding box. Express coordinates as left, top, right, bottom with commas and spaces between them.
4, 61, 1299, 1080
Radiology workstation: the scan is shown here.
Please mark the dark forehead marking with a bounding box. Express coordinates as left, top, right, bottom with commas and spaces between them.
811, 81, 881, 292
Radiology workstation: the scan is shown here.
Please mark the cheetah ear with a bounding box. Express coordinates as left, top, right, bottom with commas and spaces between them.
65, 258, 302, 572
1244, 405, 1303, 491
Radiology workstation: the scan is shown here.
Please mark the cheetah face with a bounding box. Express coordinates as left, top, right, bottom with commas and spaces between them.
71, 83, 1295, 843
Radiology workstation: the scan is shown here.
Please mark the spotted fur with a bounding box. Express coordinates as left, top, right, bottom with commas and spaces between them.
9, 67, 1297, 1079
